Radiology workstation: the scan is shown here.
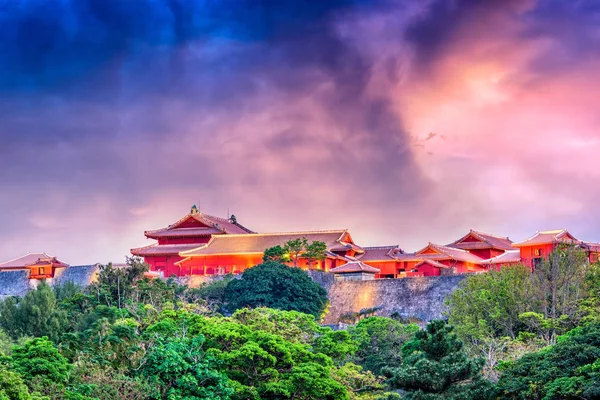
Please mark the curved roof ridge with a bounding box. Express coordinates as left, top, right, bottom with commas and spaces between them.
0, 252, 50, 265
470, 229, 511, 240
361, 245, 400, 249
431, 243, 471, 253
207, 229, 348, 238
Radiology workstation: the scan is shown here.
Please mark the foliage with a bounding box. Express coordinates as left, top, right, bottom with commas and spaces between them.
224, 261, 328, 317
191, 275, 235, 311
446, 249, 597, 378
528, 245, 591, 343
350, 317, 419, 376
283, 238, 308, 268
497, 322, 600, 399
0, 281, 68, 342
141, 333, 232, 399
303, 240, 328, 269
262, 245, 290, 264
386, 320, 495, 400
0, 245, 597, 400
88, 257, 148, 308
0, 365, 46, 400
264, 238, 328, 268
445, 265, 537, 376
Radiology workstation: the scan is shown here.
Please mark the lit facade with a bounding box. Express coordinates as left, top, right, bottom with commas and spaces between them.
131, 208, 600, 279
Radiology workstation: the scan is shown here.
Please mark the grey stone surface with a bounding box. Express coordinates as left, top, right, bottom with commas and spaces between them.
0, 270, 31, 298
306, 270, 335, 291
53, 265, 100, 287
322, 275, 466, 324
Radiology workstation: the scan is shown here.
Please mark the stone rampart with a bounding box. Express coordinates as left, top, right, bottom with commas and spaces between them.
322, 275, 466, 324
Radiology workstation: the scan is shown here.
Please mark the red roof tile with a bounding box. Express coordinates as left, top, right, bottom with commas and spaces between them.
414, 259, 450, 269
145, 212, 254, 238
358, 245, 403, 262
180, 230, 353, 256
0, 253, 69, 269
131, 243, 203, 256
449, 230, 513, 251
481, 250, 522, 264
330, 261, 380, 274
512, 229, 578, 247
396, 243, 485, 264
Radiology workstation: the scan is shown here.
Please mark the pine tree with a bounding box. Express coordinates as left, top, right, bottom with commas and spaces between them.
386, 320, 495, 400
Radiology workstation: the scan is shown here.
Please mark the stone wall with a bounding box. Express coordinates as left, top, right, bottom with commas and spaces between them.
0, 270, 31, 299
322, 275, 466, 324
0, 265, 101, 298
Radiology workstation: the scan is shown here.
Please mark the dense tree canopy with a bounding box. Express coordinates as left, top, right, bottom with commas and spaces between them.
387, 320, 495, 400
497, 323, 600, 399
224, 261, 329, 317
0, 245, 598, 399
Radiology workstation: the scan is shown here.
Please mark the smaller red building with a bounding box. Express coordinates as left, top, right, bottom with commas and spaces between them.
0, 252, 69, 279
395, 243, 488, 277
330, 260, 380, 281
512, 229, 600, 270
356, 245, 404, 278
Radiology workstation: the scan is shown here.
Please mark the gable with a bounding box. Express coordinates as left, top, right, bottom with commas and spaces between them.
558, 231, 578, 242
173, 215, 212, 229
340, 231, 354, 245
458, 233, 485, 243
417, 245, 442, 255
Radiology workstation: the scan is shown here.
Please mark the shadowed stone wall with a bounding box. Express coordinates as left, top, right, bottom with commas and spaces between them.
0, 271, 31, 299
0, 265, 101, 298
322, 275, 466, 324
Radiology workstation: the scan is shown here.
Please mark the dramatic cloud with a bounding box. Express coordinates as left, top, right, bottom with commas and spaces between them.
0, 0, 598, 263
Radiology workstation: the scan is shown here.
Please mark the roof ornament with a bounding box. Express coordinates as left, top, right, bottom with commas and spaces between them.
190, 205, 199, 215
229, 214, 237, 224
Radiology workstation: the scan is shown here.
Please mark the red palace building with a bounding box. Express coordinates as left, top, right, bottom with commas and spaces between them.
131, 207, 600, 279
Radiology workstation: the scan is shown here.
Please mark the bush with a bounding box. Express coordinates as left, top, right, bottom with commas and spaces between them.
224, 261, 328, 317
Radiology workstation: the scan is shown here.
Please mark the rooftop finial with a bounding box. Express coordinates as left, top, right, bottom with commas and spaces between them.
190, 204, 199, 215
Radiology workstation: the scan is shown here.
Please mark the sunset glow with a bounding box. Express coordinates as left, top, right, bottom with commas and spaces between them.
1, 0, 599, 264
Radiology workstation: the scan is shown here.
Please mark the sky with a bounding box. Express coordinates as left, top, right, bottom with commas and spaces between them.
0, 0, 599, 264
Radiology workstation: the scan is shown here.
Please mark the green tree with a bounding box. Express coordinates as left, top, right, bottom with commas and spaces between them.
350, 317, 419, 376
528, 245, 591, 344
445, 265, 537, 375
302, 241, 328, 269
141, 334, 233, 400
496, 323, 600, 399
284, 238, 308, 268
10, 337, 71, 398
0, 366, 46, 400
262, 245, 290, 264
386, 320, 494, 400
88, 257, 148, 308
0, 282, 68, 342
224, 261, 328, 317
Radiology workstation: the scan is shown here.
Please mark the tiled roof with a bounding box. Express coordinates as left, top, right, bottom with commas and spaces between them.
481, 250, 522, 264
180, 230, 351, 256
582, 241, 600, 252
0, 253, 69, 269
512, 229, 578, 247
449, 230, 513, 251
414, 259, 450, 269
145, 212, 254, 238
330, 261, 380, 274
397, 243, 485, 264
146, 227, 223, 238
131, 243, 203, 256
358, 245, 403, 262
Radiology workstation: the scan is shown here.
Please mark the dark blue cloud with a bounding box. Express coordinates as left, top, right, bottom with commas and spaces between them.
0, 0, 380, 92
